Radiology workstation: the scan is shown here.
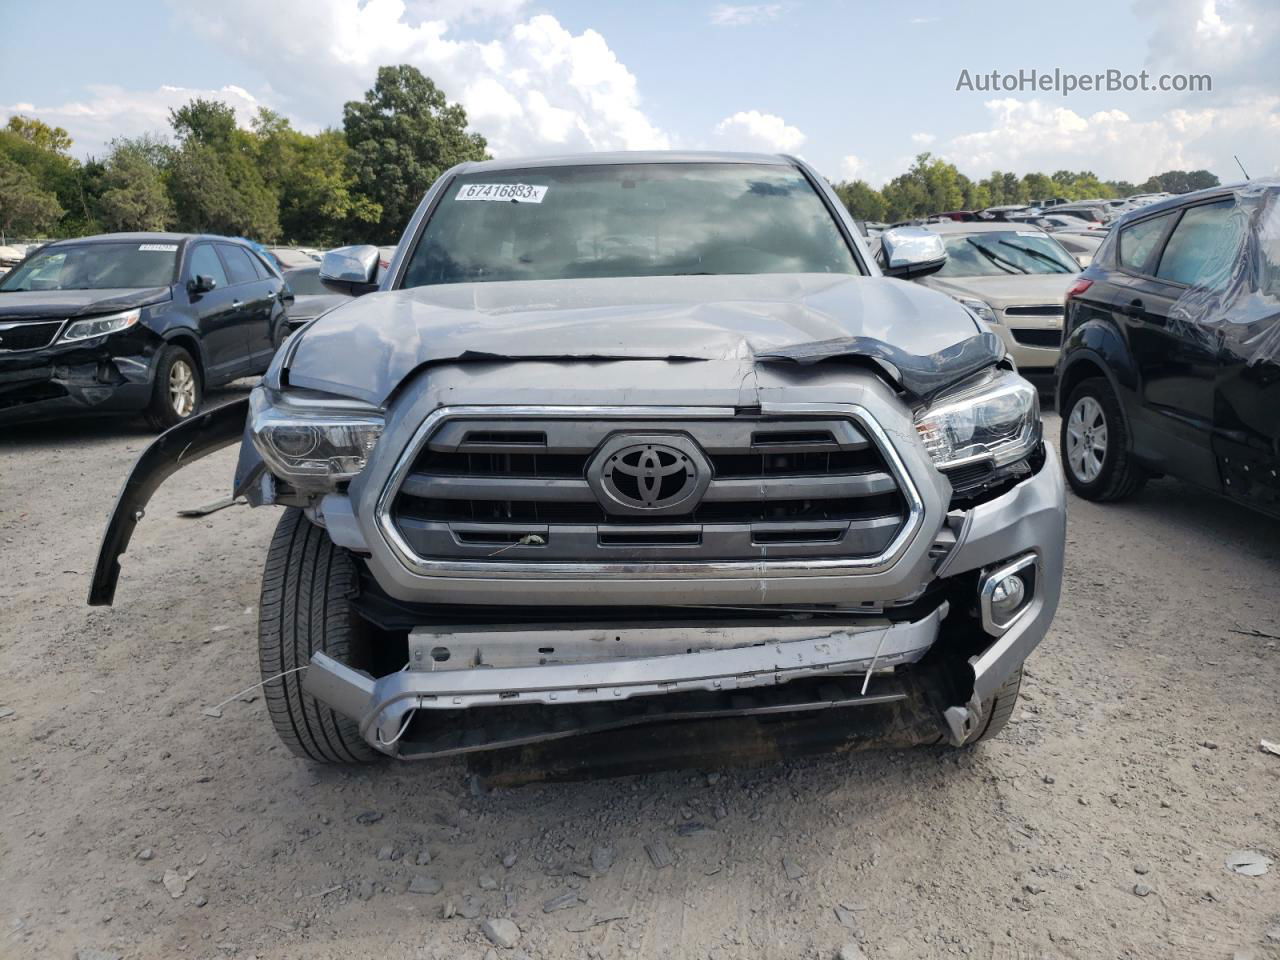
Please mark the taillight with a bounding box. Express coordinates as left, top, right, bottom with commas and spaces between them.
1066, 278, 1092, 302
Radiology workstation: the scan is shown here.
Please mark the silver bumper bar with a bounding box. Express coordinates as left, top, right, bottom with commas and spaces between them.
303, 604, 947, 755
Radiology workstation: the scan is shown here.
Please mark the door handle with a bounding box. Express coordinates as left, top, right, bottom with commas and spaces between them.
1121, 298, 1144, 318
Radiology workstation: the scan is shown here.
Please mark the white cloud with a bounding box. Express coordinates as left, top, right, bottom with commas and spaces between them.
709, 4, 782, 25
908, 16, 938, 24
403, 0, 528, 22
714, 110, 805, 152
840, 155, 863, 178
910, 132, 936, 146
169, 1, 668, 157
2, 84, 264, 158
939, 96, 1280, 181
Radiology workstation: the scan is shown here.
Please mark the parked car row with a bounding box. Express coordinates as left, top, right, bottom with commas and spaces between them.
0, 236, 390, 428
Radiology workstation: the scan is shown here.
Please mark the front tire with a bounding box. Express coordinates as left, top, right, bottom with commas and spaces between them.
258, 509, 377, 763
146, 345, 202, 430
1061, 377, 1146, 501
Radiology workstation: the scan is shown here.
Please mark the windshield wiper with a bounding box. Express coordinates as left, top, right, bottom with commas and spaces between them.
964, 238, 1027, 274
995, 240, 1072, 273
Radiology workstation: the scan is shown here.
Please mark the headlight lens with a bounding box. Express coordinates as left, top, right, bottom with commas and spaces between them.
954, 297, 998, 325
249, 388, 384, 492
61, 308, 140, 342
914, 368, 1040, 468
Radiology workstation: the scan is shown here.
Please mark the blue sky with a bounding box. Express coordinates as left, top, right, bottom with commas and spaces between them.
2, 0, 1276, 184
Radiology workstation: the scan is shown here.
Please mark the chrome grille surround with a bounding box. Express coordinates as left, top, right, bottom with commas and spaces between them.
374, 404, 926, 580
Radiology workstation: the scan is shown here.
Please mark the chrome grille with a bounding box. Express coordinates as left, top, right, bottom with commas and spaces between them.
0, 319, 63, 352
387, 414, 910, 564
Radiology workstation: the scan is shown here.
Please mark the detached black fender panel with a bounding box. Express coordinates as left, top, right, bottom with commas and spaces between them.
88, 398, 249, 607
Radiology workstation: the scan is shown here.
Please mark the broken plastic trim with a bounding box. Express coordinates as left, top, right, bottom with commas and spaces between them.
88, 398, 249, 606
754, 331, 1006, 403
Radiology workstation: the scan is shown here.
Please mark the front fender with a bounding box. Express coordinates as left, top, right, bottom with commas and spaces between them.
88, 398, 249, 606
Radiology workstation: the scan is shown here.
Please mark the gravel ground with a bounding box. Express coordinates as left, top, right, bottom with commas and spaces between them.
1, 393, 1278, 960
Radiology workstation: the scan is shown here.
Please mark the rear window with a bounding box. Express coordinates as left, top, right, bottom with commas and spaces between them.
1155, 199, 1245, 289
1118, 213, 1174, 273
401, 162, 861, 288
0, 241, 177, 291
219, 244, 259, 285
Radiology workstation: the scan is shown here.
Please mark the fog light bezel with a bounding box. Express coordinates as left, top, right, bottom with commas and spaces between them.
979, 553, 1039, 635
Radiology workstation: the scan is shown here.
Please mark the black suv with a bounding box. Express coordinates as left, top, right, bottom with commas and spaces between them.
0, 233, 291, 428
1056, 181, 1280, 517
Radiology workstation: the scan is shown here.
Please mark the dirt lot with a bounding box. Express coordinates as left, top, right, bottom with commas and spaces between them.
2, 390, 1278, 960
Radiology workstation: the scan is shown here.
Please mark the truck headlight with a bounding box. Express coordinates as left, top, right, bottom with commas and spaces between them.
914, 368, 1040, 469
61, 308, 140, 342
249, 388, 384, 491
954, 297, 998, 324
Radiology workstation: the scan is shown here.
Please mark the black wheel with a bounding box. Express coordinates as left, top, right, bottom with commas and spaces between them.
1060, 377, 1146, 501
258, 508, 378, 763
965, 666, 1023, 744
145, 345, 202, 430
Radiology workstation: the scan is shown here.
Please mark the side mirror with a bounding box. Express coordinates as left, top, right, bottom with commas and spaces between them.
187, 274, 217, 295
320, 245, 380, 296
880, 226, 948, 280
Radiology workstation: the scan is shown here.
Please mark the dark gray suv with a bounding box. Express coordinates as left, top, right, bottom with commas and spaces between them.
91, 152, 1065, 766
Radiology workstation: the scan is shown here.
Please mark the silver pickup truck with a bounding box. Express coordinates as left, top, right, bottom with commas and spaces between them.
91, 151, 1065, 765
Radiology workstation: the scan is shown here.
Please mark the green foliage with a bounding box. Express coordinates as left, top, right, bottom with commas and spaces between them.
1139, 169, 1221, 194
98, 136, 175, 232
167, 140, 281, 240
343, 64, 489, 243
833, 180, 886, 222
0, 151, 65, 236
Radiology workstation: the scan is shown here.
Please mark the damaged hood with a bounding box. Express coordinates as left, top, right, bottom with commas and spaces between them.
284, 273, 993, 406
0, 287, 172, 319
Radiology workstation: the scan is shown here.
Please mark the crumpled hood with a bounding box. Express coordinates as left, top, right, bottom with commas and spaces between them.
0, 286, 172, 319
284, 273, 987, 406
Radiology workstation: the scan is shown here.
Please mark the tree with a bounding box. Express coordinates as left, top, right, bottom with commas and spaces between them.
98, 137, 174, 232
879, 153, 968, 221
170, 99, 238, 149
5, 116, 73, 155
1140, 169, 1221, 194
343, 65, 488, 242
165, 99, 281, 240
0, 152, 64, 237
832, 179, 886, 221
251, 109, 379, 245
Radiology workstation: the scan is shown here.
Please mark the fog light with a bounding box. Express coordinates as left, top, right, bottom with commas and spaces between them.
979, 553, 1038, 635
990, 574, 1026, 620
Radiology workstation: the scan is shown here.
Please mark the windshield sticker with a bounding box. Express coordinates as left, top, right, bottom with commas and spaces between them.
456, 183, 548, 204
138, 243, 179, 252
1014, 231, 1043, 237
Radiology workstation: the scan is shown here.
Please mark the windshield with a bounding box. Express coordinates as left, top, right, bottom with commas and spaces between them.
934, 231, 1080, 277
401, 162, 861, 288
0, 241, 178, 291
284, 267, 329, 296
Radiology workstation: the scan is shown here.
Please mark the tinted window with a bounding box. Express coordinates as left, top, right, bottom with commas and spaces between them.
219, 244, 259, 285
188, 244, 229, 288
402, 162, 861, 288
934, 231, 1080, 277
0, 241, 177, 291
1118, 213, 1174, 272
1155, 199, 1245, 290
284, 267, 328, 295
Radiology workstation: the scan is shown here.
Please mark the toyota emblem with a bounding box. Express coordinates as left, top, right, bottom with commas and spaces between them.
587, 435, 711, 516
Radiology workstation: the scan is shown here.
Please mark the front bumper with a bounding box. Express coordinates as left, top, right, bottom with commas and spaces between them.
304, 447, 1065, 758
0, 330, 159, 425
